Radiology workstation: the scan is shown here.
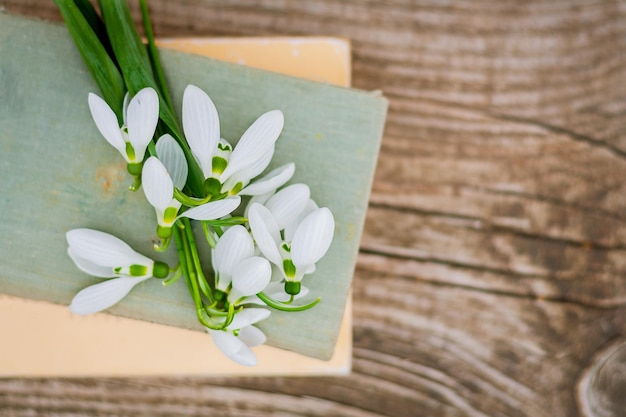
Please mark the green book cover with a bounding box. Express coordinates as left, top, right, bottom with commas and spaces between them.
0, 13, 387, 360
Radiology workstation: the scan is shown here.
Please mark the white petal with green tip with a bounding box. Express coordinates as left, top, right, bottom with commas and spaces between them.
69, 276, 151, 315
88, 93, 126, 158
179, 196, 241, 220
220, 147, 274, 193
126, 87, 159, 159
142, 157, 174, 212
183, 85, 220, 178
221, 110, 284, 179
67, 248, 116, 278
66, 229, 151, 267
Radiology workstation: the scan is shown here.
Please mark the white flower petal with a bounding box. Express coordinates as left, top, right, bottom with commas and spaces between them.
239, 162, 295, 196
88, 93, 126, 158
265, 183, 310, 230
126, 87, 159, 160
66, 229, 151, 267
284, 198, 319, 242
156, 134, 188, 189
214, 225, 255, 276
243, 191, 275, 218
179, 196, 241, 220
239, 146, 275, 182
229, 308, 271, 330
208, 330, 257, 366
291, 208, 335, 270
68, 248, 116, 278
142, 157, 174, 212
248, 203, 283, 266
221, 147, 274, 193
238, 326, 266, 348
232, 256, 272, 296
183, 85, 219, 177
69, 276, 150, 315
221, 110, 284, 179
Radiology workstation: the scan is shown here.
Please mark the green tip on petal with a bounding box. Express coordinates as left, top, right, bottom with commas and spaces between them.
164, 206, 178, 224
125, 142, 137, 162
129, 264, 149, 277
283, 258, 296, 279
212, 156, 228, 175
228, 181, 243, 196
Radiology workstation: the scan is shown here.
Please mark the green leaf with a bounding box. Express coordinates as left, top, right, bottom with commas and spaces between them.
72, 0, 117, 63
139, 0, 175, 115
53, 0, 125, 121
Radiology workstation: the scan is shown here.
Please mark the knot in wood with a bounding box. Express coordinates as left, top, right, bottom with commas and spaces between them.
577, 340, 626, 417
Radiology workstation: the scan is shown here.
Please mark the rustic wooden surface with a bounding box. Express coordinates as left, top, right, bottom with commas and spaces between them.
2, 1, 626, 416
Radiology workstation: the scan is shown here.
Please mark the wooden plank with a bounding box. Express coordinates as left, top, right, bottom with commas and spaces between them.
1, 1, 626, 416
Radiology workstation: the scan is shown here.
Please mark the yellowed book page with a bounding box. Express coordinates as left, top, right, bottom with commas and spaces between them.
0, 37, 352, 377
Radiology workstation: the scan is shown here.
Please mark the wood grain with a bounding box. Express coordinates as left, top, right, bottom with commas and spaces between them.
1, 0, 625, 416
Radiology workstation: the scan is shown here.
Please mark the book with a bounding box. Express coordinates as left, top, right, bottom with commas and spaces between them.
0, 13, 387, 374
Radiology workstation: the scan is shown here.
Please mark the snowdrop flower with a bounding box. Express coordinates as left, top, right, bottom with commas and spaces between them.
66, 229, 169, 315
142, 152, 242, 238
212, 225, 272, 304
207, 308, 270, 366
88, 88, 159, 174
182, 85, 294, 197
248, 185, 335, 295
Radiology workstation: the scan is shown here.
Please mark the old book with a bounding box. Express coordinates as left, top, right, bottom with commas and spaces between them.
0, 13, 387, 373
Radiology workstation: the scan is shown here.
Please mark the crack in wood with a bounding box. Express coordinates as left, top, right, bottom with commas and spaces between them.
368, 201, 626, 250
357, 249, 626, 309
487, 111, 626, 161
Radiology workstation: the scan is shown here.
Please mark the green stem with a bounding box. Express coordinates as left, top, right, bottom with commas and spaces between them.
256, 292, 321, 312
175, 222, 224, 330
174, 188, 212, 207
182, 217, 214, 303
220, 303, 236, 330
163, 265, 183, 286
172, 224, 193, 298
201, 221, 217, 249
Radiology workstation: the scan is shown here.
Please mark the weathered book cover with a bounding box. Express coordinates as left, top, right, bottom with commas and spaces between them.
0, 13, 387, 361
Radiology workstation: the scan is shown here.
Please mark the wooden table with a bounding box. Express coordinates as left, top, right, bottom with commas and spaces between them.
2, 1, 625, 416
